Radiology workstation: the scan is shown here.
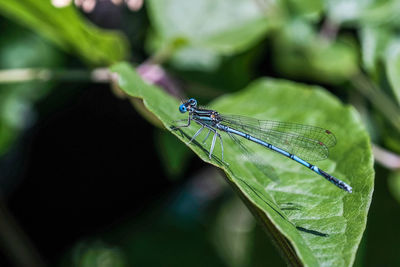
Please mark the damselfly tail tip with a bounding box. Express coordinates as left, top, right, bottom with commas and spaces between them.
347, 186, 353, 194
342, 183, 352, 193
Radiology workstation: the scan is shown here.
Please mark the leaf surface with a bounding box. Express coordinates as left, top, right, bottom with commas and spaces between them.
385, 39, 400, 105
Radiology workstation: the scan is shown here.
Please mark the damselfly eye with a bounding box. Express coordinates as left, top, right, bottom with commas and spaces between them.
189, 98, 197, 107
179, 104, 187, 113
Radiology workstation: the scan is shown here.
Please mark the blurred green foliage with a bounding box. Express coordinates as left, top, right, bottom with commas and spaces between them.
2, 0, 400, 266
0, 0, 129, 65
0, 22, 63, 155
155, 129, 191, 178
146, 0, 272, 70
60, 241, 127, 267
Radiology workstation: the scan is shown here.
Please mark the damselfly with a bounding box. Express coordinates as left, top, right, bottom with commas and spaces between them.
174, 98, 352, 193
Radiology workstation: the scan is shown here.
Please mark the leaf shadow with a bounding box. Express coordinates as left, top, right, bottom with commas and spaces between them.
296, 226, 329, 237
280, 202, 303, 211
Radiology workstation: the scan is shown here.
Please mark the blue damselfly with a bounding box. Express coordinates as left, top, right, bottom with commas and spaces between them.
174, 98, 352, 193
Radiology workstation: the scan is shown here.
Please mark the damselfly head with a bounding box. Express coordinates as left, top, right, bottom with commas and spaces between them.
179, 103, 187, 113
179, 98, 198, 113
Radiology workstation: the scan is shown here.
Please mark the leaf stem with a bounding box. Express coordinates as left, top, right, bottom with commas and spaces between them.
0, 68, 111, 83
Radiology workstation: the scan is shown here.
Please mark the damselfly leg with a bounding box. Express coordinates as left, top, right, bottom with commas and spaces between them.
188, 125, 204, 144
172, 116, 191, 129
173, 116, 225, 162
193, 120, 224, 162
202, 129, 211, 144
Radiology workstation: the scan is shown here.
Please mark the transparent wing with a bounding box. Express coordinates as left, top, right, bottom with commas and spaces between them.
220, 114, 336, 162
225, 130, 281, 182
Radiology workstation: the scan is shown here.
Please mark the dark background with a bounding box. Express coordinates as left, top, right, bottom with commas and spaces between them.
3, 83, 172, 264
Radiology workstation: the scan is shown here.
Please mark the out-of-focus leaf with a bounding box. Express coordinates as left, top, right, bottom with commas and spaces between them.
352, 234, 366, 267
60, 241, 127, 267
389, 171, 400, 205
211, 195, 256, 267
359, 26, 391, 74
0, 27, 62, 155
273, 20, 358, 84
326, 0, 400, 27
146, 0, 274, 70
363, 166, 400, 266
0, 87, 36, 155
178, 44, 264, 96
0, 28, 63, 69
325, 0, 369, 25
111, 62, 374, 266
385, 39, 400, 105
384, 133, 400, 155
155, 129, 191, 179
286, 0, 323, 20
358, 0, 400, 27
100, 206, 226, 267
0, 0, 129, 65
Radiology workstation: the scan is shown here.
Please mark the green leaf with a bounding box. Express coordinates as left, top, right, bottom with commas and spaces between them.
146, 0, 273, 70
359, 26, 391, 74
286, 0, 323, 20
0, 0, 129, 65
326, 0, 400, 27
273, 20, 359, 84
385, 39, 400, 105
155, 129, 192, 179
388, 171, 400, 205
357, 0, 400, 27
110, 62, 374, 266
325, 0, 369, 24
177, 45, 263, 95
60, 241, 127, 267
0, 26, 62, 155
